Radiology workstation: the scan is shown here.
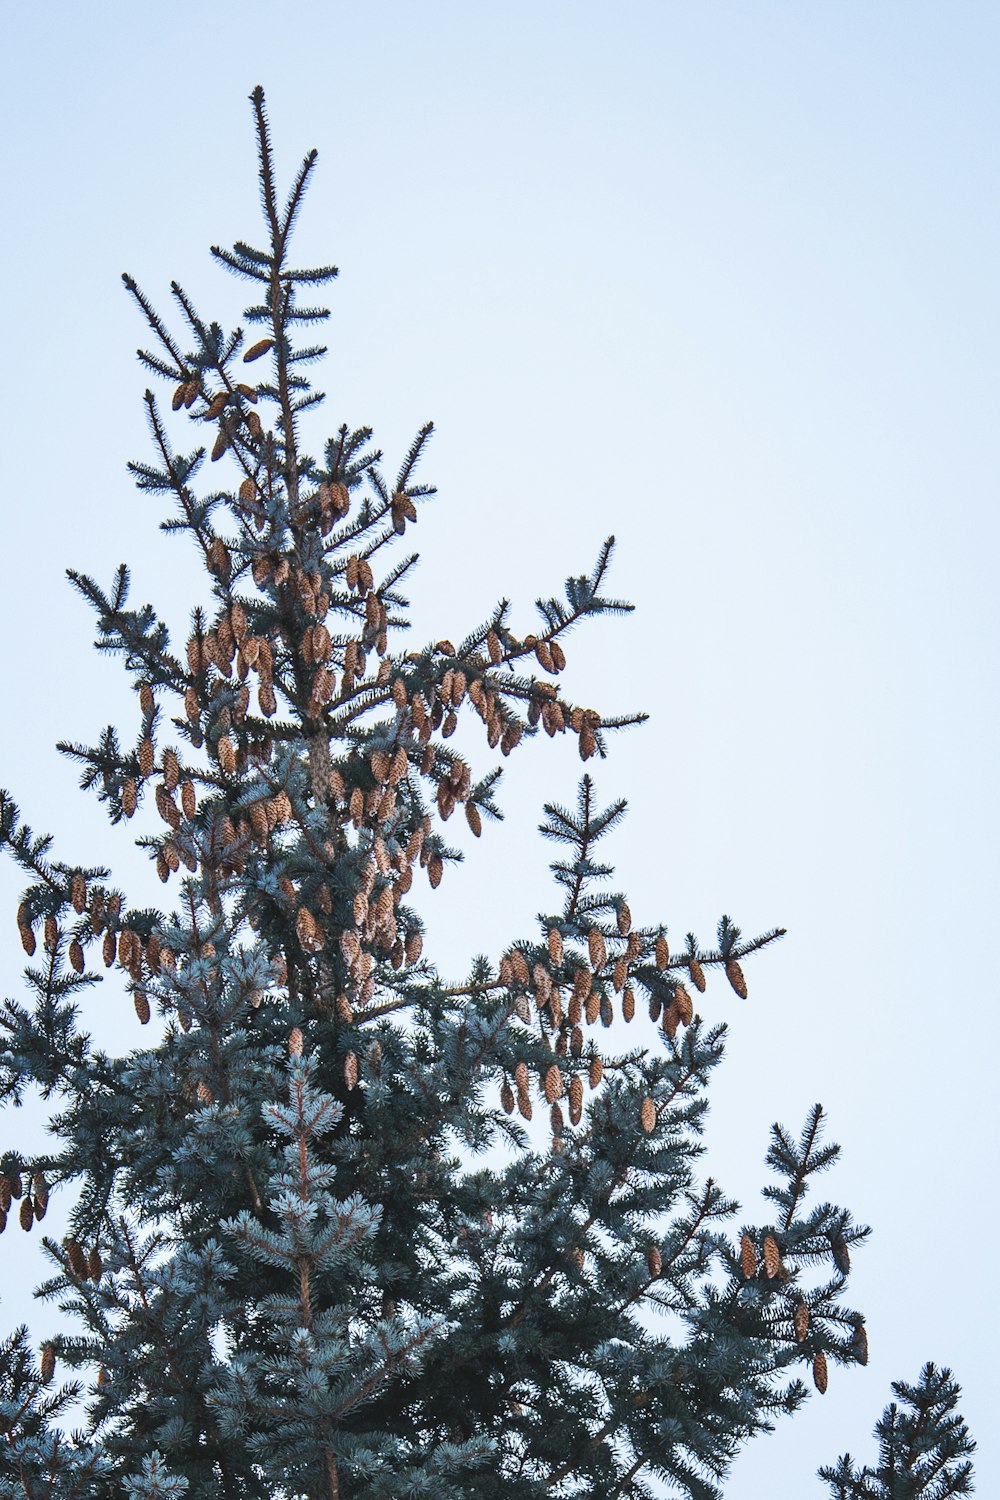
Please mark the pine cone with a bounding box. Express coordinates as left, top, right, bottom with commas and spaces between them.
655, 934, 670, 970
812, 1350, 828, 1394
646, 1245, 662, 1279
163, 749, 180, 792
740, 1232, 757, 1278
543, 1065, 564, 1103
725, 959, 747, 999
832, 1231, 851, 1275
40, 1343, 55, 1384
344, 1051, 359, 1090
793, 1302, 809, 1341
640, 1096, 656, 1133
33, 1178, 48, 1221
587, 929, 607, 969
852, 1323, 869, 1365
66, 1240, 87, 1279
688, 957, 706, 992
568, 1073, 584, 1125
762, 1234, 782, 1279
217, 736, 237, 775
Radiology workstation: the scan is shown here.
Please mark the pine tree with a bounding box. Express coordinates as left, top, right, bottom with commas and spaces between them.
0, 88, 974, 1500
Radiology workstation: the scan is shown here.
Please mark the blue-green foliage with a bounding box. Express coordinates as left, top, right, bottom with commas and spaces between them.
0, 87, 973, 1500
819, 1364, 975, 1499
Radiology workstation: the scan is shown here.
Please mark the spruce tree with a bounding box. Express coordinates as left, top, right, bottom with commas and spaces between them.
0, 89, 975, 1500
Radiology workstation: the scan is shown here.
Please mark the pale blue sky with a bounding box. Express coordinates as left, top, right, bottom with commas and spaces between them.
1, 5, 997, 1495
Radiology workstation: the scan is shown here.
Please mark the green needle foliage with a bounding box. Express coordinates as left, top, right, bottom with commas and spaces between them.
0, 89, 974, 1500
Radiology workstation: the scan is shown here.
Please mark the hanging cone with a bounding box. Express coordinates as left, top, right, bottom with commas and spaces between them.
66, 1240, 88, 1279
794, 1303, 809, 1341
762, 1234, 782, 1279
812, 1351, 828, 1394
163, 750, 180, 792
852, 1323, 869, 1366
543, 1064, 564, 1103
640, 1096, 656, 1133
655, 934, 670, 970
675, 985, 694, 1026
725, 959, 748, 999
646, 1245, 662, 1279
218, 736, 237, 775
740, 1232, 757, 1278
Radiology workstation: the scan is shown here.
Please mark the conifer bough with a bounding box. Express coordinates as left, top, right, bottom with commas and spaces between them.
0, 88, 974, 1500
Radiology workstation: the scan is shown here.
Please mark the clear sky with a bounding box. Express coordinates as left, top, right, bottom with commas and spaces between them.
1, 4, 997, 1495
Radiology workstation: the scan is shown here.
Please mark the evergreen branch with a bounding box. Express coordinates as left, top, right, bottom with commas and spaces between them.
121, 274, 187, 374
